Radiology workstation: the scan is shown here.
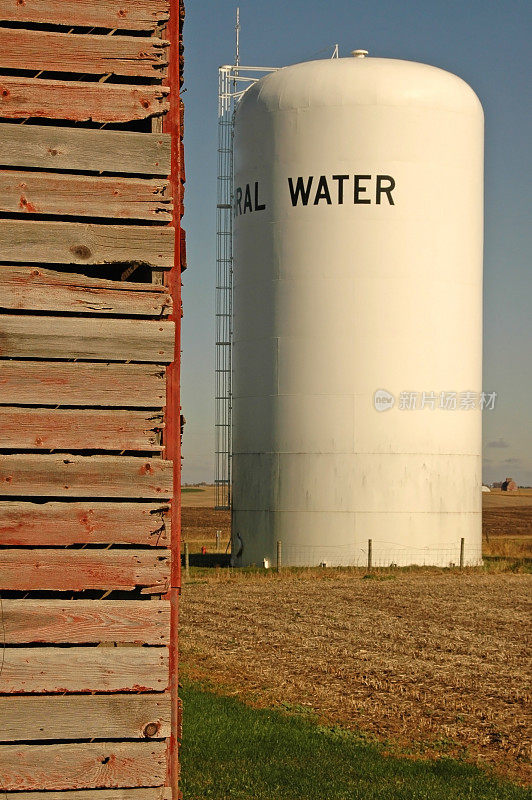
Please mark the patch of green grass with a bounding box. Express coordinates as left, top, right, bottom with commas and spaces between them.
180, 684, 529, 800
181, 487, 206, 493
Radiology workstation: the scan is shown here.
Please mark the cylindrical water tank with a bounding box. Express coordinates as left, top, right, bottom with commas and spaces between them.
232, 54, 483, 567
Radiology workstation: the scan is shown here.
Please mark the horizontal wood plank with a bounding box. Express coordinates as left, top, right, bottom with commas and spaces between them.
0, 454, 173, 498
0, 501, 169, 547
2, 599, 169, 644
0, 29, 169, 77
0, 123, 171, 175
0, 315, 175, 362
0, 220, 174, 268
0, 266, 172, 316
0, 645, 168, 693
0, 693, 171, 741
0, 0, 170, 30
0, 408, 164, 450
5, 791, 169, 800
0, 361, 166, 407
0, 76, 169, 123
0, 549, 169, 592
0, 741, 166, 791
0, 171, 171, 221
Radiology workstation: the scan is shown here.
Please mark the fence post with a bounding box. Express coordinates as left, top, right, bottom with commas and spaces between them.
184, 541, 190, 578
367, 539, 372, 571
460, 537, 465, 570
215, 530, 221, 551
276, 540, 282, 573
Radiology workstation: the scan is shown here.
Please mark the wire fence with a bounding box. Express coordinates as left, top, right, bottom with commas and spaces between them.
273, 538, 481, 569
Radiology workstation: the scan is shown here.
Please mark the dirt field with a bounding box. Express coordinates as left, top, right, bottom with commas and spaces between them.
482, 489, 532, 558
182, 485, 217, 508
180, 569, 531, 784
180, 487, 531, 782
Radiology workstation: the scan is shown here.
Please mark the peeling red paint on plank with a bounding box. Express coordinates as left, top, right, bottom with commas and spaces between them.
0, 266, 172, 316
0, 501, 169, 546
0, 29, 169, 78
0, 408, 164, 451
0, 170, 172, 221
2, 599, 170, 644
0, 361, 166, 407
0, 549, 169, 592
0, 646, 168, 694
1, 791, 169, 800
0, 454, 173, 498
0, 77, 169, 123
0, 741, 166, 791
0, 0, 170, 30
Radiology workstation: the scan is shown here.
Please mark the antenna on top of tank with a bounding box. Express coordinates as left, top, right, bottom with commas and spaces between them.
235, 6, 240, 68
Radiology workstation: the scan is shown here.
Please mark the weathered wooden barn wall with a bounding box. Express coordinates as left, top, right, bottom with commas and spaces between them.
0, 0, 184, 796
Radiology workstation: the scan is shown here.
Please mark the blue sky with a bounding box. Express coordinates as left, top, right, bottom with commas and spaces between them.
181, 0, 531, 485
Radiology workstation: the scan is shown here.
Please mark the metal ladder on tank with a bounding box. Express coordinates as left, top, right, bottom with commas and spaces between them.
214, 59, 278, 510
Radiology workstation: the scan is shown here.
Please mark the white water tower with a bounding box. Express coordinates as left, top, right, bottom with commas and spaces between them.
232, 53, 484, 567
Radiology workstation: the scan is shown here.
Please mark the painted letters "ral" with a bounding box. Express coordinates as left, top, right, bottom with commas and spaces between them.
235, 182, 266, 216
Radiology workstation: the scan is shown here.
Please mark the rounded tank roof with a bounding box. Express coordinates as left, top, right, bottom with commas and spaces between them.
238, 56, 483, 117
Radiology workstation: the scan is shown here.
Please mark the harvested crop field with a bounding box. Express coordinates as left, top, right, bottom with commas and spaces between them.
180, 569, 531, 784
180, 487, 531, 782
483, 489, 532, 558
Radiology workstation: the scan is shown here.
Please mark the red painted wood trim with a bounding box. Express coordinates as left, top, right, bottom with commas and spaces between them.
163, 2, 183, 797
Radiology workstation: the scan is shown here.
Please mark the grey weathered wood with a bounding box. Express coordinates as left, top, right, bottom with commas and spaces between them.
3, 599, 170, 644
0, 266, 172, 316
0, 740, 166, 791
0, 549, 170, 592
5, 791, 169, 800
0, 694, 171, 742
3, 598, 169, 644
0, 220, 174, 268
0, 361, 167, 407
0, 646, 168, 693
0, 29, 169, 78
0, 76, 169, 123
0, 0, 170, 30
0, 501, 169, 547
0, 408, 164, 450
0, 454, 173, 498
0, 315, 175, 362
0, 171, 172, 221
0, 124, 171, 175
